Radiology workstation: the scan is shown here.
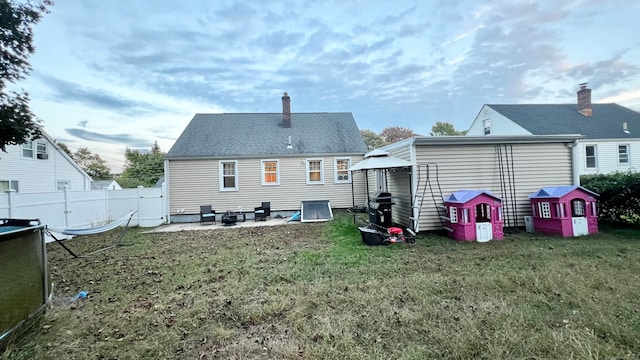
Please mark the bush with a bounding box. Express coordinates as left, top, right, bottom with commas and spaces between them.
581, 171, 640, 226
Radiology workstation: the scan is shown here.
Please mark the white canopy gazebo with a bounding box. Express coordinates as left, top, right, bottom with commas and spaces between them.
348, 149, 414, 230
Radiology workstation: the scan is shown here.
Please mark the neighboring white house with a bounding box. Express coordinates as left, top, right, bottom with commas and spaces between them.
0, 129, 92, 193
466, 84, 640, 175
91, 179, 122, 190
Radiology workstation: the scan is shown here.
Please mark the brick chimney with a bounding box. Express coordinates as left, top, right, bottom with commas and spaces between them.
577, 83, 592, 117
282, 92, 291, 128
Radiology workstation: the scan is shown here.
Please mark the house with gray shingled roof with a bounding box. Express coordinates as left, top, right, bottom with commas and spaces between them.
466, 84, 640, 175
165, 93, 368, 222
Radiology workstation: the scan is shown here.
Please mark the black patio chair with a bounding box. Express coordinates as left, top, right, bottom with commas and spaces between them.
254, 202, 271, 221
199, 205, 216, 225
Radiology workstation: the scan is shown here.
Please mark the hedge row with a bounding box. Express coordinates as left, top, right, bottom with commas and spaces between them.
581, 171, 640, 226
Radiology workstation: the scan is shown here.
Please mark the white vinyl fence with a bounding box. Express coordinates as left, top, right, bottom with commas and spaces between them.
0, 186, 167, 231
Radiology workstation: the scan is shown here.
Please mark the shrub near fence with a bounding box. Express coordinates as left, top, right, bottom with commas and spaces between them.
581, 171, 640, 226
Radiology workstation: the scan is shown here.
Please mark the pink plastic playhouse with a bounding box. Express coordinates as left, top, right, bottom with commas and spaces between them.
529, 185, 599, 237
444, 190, 503, 242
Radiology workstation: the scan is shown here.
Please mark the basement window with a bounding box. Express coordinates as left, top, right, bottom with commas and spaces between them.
301, 200, 333, 222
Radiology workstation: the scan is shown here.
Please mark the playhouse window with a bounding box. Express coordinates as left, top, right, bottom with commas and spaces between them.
497, 207, 502, 221
538, 202, 551, 218
449, 207, 458, 223
476, 203, 491, 222
555, 203, 565, 218
461, 208, 470, 223
571, 199, 585, 217
591, 202, 597, 216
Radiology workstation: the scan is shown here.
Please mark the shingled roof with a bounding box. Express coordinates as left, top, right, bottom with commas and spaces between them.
488, 103, 640, 139
166, 112, 367, 159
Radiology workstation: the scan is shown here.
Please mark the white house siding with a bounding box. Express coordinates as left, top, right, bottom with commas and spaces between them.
168, 155, 366, 216
578, 139, 640, 175
0, 137, 91, 193
466, 106, 532, 136
381, 141, 574, 231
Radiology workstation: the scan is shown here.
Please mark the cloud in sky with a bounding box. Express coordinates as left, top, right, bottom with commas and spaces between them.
19, 0, 640, 171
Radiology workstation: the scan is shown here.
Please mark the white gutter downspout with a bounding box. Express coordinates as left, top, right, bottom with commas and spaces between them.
570, 139, 580, 185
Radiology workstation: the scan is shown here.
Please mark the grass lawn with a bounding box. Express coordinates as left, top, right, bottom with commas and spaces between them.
2, 212, 640, 359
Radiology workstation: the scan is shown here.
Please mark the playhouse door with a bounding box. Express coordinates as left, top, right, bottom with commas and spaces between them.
476, 223, 492, 242
572, 217, 588, 236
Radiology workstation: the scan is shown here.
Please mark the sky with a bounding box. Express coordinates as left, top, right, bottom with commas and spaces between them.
16, 0, 640, 172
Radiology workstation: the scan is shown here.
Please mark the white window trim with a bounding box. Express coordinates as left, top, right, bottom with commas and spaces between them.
483, 119, 491, 135
261, 159, 280, 186
618, 144, 630, 165
22, 141, 34, 158
334, 157, 351, 183
0, 180, 19, 193
449, 206, 458, 223
306, 158, 324, 185
219, 160, 239, 191
585, 144, 597, 169
36, 141, 48, 160
538, 202, 551, 219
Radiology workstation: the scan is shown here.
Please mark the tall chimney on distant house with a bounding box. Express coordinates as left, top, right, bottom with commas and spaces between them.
577, 83, 592, 116
282, 92, 291, 128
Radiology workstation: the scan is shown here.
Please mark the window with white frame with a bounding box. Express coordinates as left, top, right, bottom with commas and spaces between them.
36, 141, 48, 159
219, 160, 238, 191
449, 207, 458, 223
538, 202, 551, 218
591, 202, 597, 216
618, 144, 630, 164
0, 180, 19, 193
483, 119, 491, 135
334, 158, 351, 183
261, 160, 279, 186
22, 142, 34, 158
306, 159, 324, 184
585, 145, 597, 169
57, 180, 70, 191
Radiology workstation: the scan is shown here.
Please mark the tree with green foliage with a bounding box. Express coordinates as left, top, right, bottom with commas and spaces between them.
380, 126, 419, 144
360, 129, 387, 150
56, 142, 112, 180
56, 141, 73, 157
73, 147, 112, 180
117, 142, 165, 188
0, 0, 52, 152
430, 121, 467, 136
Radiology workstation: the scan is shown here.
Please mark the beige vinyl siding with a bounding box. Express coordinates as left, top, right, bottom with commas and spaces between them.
411, 143, 573, 231
168, 156, 366, 214
380, 142, 573, 231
